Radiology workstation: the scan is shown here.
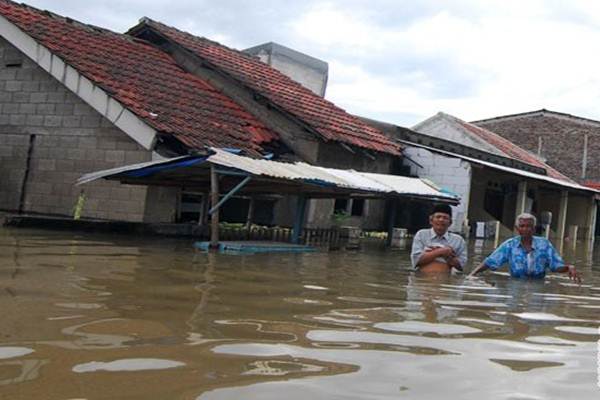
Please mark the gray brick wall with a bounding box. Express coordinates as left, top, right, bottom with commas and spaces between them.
476, 114, 600, 183
0, 38, 176, 223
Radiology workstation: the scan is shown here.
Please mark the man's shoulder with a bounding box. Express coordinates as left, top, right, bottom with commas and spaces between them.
532, 236, 553, 247
496, 236, 519, 249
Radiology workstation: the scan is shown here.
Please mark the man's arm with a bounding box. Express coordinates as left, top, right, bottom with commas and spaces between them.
448, 238, 467, 271
553, 265, 582, 283
467, 262, 489, 277
416, 246, 455, 267
467, 239, 510, 277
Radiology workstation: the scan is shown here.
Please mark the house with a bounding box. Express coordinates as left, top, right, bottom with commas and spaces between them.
473, 109, 600, 186
365, 112, 599, 242
0, 0, 403, 230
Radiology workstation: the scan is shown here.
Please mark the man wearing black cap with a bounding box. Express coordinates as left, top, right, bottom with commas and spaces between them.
410, 204, 467, 273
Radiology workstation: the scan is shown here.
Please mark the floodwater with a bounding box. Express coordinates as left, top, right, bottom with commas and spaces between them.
0, 228, 599, 400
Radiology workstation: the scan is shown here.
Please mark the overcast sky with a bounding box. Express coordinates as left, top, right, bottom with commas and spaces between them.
21, 0, 600, 127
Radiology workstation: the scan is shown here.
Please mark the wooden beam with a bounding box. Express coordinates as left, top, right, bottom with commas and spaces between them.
210, 165, 219, 248
292, 195, 307, 244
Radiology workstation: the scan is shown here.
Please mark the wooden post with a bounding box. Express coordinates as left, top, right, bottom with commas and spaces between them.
586, 197, 597, 245
245, 197, 255, 231
386, 198, 398, 247
292, 195, 307, 244
197, 195, 205, 226
556, 190, 568, 241
210, 165, 219, 248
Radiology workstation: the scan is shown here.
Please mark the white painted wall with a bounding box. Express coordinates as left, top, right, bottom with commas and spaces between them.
413, 114, 504, 156
404, 146, 471, 233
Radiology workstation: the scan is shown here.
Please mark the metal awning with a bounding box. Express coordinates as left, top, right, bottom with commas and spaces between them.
77, 148, 459, 204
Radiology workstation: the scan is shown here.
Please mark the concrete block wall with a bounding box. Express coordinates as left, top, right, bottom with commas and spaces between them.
0, 38, 174, 223
403, 146, 471, 232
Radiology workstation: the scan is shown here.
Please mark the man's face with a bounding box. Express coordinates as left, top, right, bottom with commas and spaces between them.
429, 212, 451, 234
516, 218, 535, 238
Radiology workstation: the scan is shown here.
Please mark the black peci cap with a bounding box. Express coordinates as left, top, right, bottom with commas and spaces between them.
431, 204, 452, 218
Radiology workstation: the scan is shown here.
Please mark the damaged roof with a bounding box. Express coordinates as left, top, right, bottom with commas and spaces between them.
131, 18, 402, 156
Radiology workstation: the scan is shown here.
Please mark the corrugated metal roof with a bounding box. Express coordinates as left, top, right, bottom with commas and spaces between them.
78, 148, 458, 203
403, 142, 600, 194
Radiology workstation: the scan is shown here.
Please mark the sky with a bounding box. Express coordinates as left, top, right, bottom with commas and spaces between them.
20, 0, 600, 127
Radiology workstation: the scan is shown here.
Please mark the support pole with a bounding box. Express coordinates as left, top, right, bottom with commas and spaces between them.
586, 197, 597, 245
208, 176, 252, 215
210, 165, 219, 249
386, 198, 398, 247
197, 195, 205, 226
515, 181, 527, 217
291, 195, 307, 244
556, 190, 568, 240
245, 197, 255, 231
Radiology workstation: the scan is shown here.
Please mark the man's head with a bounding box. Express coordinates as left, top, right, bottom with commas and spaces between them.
429, 204, 452, 235
515, 212, 536, 238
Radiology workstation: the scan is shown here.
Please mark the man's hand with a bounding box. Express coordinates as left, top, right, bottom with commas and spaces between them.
424, 246, 455, 259
447, 256, 463, 271
566, 265, 582, 284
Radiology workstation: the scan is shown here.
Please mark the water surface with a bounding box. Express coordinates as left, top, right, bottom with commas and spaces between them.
0, 228, 599, 399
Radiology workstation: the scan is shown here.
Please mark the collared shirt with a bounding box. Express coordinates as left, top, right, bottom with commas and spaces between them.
410, 228, 467, 269
483, 236, 565, 278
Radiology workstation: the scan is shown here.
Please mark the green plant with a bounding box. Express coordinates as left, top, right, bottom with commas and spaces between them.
332, 210, 350, 224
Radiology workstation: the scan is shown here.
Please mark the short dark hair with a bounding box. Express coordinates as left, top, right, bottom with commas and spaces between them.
431, 204, 452, 218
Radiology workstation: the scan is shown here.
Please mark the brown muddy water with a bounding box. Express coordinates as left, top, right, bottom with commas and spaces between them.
0, 227, 599, 400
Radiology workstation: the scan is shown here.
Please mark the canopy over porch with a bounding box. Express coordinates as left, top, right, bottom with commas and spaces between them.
77, 148, 459, 247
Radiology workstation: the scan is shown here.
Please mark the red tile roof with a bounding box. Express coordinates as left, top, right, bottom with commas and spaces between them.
136, 19, 402, 156
583, 181, 600, 190
457, 119, 573, 181
0, 0, 279, 156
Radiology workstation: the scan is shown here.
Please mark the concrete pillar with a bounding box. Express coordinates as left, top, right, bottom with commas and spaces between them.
586, 198, 598, 245
568, 225, 578, 250
515, 181, 527, 217
556, 190, 568, 241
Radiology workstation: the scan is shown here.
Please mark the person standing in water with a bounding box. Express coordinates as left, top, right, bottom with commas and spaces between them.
468, 213, 581, 283
411, 204, 467, 273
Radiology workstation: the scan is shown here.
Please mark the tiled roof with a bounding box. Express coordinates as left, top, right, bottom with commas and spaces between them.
135, 19, 402, 156
0, 0, 279, 156
473, 108, 600, 127
583, 181, 600, 190
454, 117, 573, 181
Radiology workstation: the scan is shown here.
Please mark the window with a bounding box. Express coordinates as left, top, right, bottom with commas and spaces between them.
351, 199, 365, 216
334, 199, 348, 213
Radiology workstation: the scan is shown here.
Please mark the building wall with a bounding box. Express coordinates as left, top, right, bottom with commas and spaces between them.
476, 114, 600, 183
402, 146, 471, 233
243, 43, 328, 97
565, 194, 594, 240
414, 115, 505, 156
0, 38, 173, 223
302, 142, 397, 230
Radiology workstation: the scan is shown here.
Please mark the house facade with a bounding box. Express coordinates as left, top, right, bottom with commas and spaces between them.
0, 1, 403, 230
366, 113, 599, 241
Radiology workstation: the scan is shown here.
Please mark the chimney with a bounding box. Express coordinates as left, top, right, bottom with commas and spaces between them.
243, 42, 328, 97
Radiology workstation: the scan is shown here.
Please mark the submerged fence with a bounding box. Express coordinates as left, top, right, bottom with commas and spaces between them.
216, 225, 346, 249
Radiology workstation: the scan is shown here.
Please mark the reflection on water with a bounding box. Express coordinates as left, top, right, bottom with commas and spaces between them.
0, 227, 599, 399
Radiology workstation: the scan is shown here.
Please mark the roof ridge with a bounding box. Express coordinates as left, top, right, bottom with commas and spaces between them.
136, 18, 401, 155
473, 108, 600, 126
